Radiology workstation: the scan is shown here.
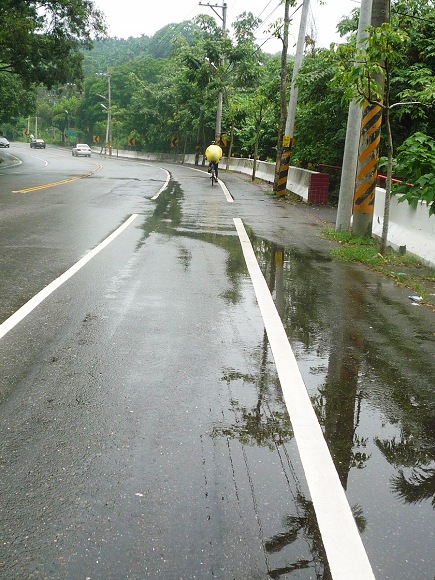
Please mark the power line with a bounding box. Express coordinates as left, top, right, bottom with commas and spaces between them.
393, 9, 435, 24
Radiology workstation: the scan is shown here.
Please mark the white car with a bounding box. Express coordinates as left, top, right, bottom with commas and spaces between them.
72, 143, 92, 157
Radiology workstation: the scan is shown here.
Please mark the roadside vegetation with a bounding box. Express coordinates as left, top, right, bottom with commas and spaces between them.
1, 0, 435, 219
322, 227, 435, 308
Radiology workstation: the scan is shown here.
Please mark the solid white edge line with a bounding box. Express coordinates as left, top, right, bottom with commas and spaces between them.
233, 217, 375, 580
0, 214, 139, 340
188, 167, 234, 202
219, 180, 234, 203
151, 168, 171, 200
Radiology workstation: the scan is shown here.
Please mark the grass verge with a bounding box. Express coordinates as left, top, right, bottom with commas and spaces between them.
322, 228, 435, 308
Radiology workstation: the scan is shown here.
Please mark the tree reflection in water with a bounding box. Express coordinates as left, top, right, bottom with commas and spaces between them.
212, 361, 331, 578
212, 313, 334, 578
375, 431, 435, 508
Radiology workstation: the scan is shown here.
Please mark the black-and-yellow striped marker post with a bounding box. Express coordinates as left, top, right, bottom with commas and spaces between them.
276, 148, 291, 196
276, 136, 295, 196
352, 100, 383, 236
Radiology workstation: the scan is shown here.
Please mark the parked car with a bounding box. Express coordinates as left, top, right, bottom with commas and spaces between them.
0, 137, 10, 148
72, 143, 92, 157
30, 138, 46, 149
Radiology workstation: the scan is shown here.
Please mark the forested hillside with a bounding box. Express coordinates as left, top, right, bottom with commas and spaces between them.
82, 21, 199, 75
2, 0, 435, 208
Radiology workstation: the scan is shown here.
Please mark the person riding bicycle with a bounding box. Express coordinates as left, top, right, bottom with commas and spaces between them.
205, 141, 223, 179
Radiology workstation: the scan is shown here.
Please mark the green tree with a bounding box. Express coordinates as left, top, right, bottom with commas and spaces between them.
332, 21, 435, 252
0, 0, 106, 88
0, 73, 36, 125
389, 0, 435, 143
391, 132, 435, 215
294, 48, 350, 195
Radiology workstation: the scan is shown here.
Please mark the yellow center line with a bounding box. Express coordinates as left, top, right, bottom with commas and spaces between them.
13, 163, 103, 193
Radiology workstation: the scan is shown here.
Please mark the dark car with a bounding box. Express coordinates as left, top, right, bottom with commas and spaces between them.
30, 139, 46, 149
0, 137, 10, 148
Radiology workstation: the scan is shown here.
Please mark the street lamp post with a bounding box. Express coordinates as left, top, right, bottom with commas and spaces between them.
96, 70, 112, 155
65, 110, 69, 146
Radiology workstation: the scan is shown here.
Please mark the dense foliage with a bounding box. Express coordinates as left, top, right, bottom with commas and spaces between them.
0, 0, 106, 124
2, 0, 435, 207
0, 1, 106, 85
393, 132, 435, 215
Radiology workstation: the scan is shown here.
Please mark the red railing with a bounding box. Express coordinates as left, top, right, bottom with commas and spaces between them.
317, 164, 413, 187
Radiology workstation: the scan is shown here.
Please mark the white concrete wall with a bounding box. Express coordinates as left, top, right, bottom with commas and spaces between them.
285, 167, 313, 201
373, 187, 435, 267
104, 150, 312, 199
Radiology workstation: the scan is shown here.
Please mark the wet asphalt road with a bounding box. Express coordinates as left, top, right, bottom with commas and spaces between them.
0, 143, 434, 579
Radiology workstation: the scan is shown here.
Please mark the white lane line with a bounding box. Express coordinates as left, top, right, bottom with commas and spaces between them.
0, 214, 139, 340
0, 154, 22, 171
233, 217, 375, 580
175, 167, 234, 203
218, 179, 234, 203
151, 168, 171, 200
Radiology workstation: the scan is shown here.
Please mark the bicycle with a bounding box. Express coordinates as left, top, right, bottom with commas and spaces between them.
209, 163, 218, 186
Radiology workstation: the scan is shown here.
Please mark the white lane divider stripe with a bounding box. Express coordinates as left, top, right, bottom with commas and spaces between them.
233, 217, 375, 580
0, 214, 139, 341
219, 180, 234, 203
151, 167, 171, 200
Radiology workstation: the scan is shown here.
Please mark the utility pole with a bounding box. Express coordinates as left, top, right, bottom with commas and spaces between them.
96, 70, 112, 156
335, 0, 373, 231
65, 110, 70, 146
199, 2, 227, 143
107, 71, 112, 156
275, 0, 310, 195
352, 0, 390, 235
274, 0, 291, 192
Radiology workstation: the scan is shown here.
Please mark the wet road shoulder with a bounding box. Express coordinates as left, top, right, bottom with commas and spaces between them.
234, 217, 376, 580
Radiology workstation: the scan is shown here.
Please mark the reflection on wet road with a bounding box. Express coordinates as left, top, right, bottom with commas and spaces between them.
234, 217, 374, 579
145, 179, 434, 579
0, 160, 433, 580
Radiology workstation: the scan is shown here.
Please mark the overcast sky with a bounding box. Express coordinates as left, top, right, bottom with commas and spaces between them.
94, 0, 360, 52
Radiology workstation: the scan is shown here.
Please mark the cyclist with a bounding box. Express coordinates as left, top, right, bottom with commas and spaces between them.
205, 141, 223, 179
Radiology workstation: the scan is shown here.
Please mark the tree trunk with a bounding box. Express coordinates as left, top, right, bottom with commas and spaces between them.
252, 106, 263, 181
226, 124, 234, 172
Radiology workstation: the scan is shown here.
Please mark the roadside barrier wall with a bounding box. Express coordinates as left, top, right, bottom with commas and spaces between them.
373, 187, 435, 267
108, 150, 328, 204
220, 157, 329, 204
96, 148, 433, 267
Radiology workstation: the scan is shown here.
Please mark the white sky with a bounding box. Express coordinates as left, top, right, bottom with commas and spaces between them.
94, 0, 360, 52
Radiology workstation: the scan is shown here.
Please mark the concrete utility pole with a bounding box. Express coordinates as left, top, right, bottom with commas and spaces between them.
352, 0, 390, 236
335, 0, 373, 231
275, 0, 310, 195
96, 69, 112, 156
199, 1, 227, 143
273, 0, 291, 192
105, 71, 112, 156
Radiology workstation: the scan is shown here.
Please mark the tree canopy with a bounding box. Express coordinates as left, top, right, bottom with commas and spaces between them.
3, 0, 435, 211
0, 0, 106, 87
